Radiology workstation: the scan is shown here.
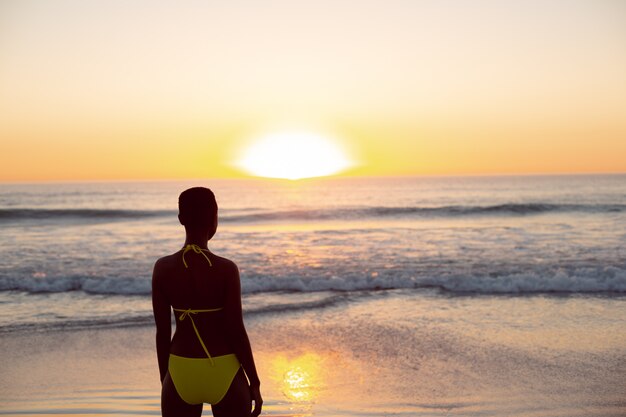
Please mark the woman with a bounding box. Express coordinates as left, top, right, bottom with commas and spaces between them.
152, 187, 262, 417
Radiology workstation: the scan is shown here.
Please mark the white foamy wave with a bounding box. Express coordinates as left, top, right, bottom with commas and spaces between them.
1, 266, 625, 296
424, 266, 626, 294
241, 266, 626, 294
0, 275, 151, 295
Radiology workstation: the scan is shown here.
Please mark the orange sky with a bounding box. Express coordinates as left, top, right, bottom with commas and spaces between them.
1, 0, 625, 181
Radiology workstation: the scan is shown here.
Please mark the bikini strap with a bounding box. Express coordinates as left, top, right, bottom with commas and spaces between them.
173, 307, 223, 366
182, 244, 212, 268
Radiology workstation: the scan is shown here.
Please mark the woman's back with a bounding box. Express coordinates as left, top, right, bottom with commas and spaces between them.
154, 248, 237, 358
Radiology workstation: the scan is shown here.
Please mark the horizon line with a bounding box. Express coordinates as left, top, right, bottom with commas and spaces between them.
1, 170, 625, 185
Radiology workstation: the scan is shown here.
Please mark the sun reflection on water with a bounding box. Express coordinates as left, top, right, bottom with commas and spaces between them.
270, 353, 323, 403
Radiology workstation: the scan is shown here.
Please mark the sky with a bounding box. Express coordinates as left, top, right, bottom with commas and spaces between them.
1, 0, 625, 181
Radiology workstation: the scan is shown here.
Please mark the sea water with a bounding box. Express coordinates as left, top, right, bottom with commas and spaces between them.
0, 175, 625, 416
0, 174, 625, 332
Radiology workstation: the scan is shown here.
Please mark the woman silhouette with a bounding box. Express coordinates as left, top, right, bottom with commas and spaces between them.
152, 187, 262, 417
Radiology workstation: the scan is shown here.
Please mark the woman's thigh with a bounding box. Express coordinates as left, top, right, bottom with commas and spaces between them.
211, 367, 251, 417
161, 372, 203, 417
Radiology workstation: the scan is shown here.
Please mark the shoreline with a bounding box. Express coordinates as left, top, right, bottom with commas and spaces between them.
1, 289, 625, 337
1, 292, 625, 416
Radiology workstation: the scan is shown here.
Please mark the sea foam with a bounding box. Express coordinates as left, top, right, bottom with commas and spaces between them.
2, 266, 625, 295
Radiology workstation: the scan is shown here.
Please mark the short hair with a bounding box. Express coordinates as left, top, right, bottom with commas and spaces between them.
178, 187, 218, 228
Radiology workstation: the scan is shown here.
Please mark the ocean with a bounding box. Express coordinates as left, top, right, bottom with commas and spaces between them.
1, 174, 625, 416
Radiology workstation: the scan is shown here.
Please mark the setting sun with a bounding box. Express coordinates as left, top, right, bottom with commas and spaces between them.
236, 132, 352, 180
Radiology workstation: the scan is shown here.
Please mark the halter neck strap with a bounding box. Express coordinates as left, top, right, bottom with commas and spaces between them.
182, 244, 212, 268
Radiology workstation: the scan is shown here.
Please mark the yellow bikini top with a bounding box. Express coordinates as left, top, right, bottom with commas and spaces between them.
174, 244, 222, 366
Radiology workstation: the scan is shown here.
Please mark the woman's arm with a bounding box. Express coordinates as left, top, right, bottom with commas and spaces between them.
152, 260, 171, 384
224, 262, 260, 384
224, 262, 263, 415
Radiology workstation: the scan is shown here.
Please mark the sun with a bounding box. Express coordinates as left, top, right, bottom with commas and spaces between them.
236, 132, 352, 180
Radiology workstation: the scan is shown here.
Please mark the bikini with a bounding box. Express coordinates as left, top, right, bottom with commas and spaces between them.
168, 244, 241, 405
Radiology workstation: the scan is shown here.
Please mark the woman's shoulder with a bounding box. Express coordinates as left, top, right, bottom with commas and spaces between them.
153, 251, 183, 273
209, 253, 239, 272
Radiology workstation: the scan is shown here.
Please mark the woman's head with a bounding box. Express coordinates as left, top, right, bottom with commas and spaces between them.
178, 187, 218, 238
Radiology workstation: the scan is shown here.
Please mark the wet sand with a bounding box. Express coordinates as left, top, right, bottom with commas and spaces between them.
1, 290, 625, 416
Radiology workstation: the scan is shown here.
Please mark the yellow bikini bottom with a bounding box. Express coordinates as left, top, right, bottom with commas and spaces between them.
168, 353, 241, 405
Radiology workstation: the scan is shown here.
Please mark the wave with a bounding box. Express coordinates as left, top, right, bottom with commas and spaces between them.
0, 315, 155, 334
1, 267, 624, 333
0, 292, 355, 334
2, 203, 624, 224
2, 266, 625, 296
0, 208, 172, 222
225, 203, 626, 222
242, 267, 626, 294
0, 275, 152, 295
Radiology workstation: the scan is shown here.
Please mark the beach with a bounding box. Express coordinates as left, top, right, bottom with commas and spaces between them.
1, 175, 625, 416
3, 0, 626, 414
1, 290, 625, 416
